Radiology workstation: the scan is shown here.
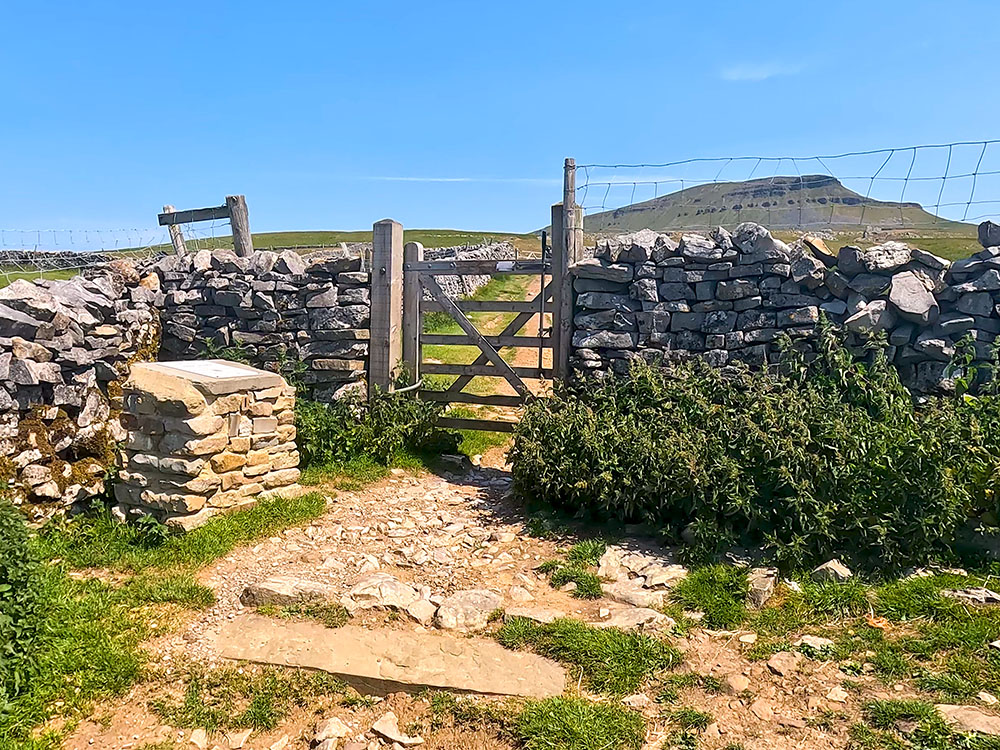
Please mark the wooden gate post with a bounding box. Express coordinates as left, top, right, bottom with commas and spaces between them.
553, 157, 583, 380
225, 195, 254, 257
369, 219, 404, 396
402, 241, 423, 385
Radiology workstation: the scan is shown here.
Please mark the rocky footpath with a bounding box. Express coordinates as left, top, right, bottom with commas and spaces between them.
0, 262, 160, 519
571, 220, 1000, 392
74, 467, 1000, 750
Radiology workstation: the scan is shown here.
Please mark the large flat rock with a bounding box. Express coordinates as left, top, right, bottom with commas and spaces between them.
215, 614, 565, 698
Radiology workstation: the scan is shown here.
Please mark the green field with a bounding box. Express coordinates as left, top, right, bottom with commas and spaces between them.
173, 228, 540, 255
0, 229, 542, 289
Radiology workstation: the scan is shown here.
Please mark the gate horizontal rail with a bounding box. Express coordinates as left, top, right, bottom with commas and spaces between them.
418, 391, 526, 407
403, 259, 546, 274
420, 363, 553, 378
420, 299, 549, 313
437, 417, 517, 433
421, 334, 548, 347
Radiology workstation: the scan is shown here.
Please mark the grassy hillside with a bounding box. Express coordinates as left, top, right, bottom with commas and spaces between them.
582, 175, 971, 234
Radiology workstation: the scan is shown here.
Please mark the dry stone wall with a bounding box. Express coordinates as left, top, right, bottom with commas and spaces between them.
570, 221, 1000, 393
0, 265, 161, 520
154, 248, 371, 403
422, 242, 516, 299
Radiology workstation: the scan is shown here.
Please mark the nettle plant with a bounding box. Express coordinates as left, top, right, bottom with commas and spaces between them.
295, 386, 458, 468
0, 494, 46, 700
510, 319, 1000, 572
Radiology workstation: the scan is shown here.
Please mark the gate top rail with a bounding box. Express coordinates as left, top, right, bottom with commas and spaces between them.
404, 259, 546, 275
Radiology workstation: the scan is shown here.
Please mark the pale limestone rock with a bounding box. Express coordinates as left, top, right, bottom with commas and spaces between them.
435, 589, 502, 631
602, 579, 665, 608
937, 705, 1000, 736
341, 573, 419, 614
372, 712, 423, 747
240, 576, 336, 607
811, 559, 853, 583
767, 651, 803, 676
593, 606, 673, 631
747, 567, 778, 609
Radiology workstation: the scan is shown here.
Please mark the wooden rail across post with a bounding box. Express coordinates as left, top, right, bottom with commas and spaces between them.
369, 218, 404, 396
402, 241, 423, 385
225, 195, 254, 257
163, 204, 187, 257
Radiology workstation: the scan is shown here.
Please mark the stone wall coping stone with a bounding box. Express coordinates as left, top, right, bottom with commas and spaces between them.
132, 359, 285, 395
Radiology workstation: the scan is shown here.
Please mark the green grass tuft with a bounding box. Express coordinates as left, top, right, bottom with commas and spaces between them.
669, 706, 713, 731
515, 696, 644, 750
497, 617, 680, 694
151, 666, 348, 732
549, 565, 603, 599
566, 539, 607, 566
672, 565, 748, 629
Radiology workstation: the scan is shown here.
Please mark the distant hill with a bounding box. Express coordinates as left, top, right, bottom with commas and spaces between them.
581, 175, 969, 234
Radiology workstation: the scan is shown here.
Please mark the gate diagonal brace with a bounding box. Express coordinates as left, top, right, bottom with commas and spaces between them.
445, 282, 553, 396
418, 274, 531, 399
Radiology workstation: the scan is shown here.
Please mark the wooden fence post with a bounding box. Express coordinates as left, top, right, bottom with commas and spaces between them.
225, 195, 254, 257
402, 241, 423, 385
163, 204, 187, 256
553, 158, 583, 380
563, 158, 583, 266
369, 219, 404, 396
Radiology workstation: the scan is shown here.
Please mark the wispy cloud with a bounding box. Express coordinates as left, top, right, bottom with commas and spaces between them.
361, 176, 559, 184
719, 62, 803, 82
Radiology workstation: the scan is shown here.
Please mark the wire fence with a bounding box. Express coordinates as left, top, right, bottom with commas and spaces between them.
0, 218, 536, 286
575, 140, 1000, 234
0, 220, 235, 286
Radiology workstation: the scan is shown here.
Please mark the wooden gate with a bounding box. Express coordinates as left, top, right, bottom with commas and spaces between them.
372, 160, 582, 432
401, 246, 554, 432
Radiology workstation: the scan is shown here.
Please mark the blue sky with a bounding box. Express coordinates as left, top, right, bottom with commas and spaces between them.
1, 0, 998, 246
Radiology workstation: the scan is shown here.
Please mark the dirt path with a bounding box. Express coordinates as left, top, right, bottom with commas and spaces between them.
62, 465, 909, 750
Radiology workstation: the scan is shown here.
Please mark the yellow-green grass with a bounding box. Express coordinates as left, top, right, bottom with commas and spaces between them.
0, 268, 79, 288
6, 494, 328, 750
154, 229, 539, 256
773, 228, 982, 261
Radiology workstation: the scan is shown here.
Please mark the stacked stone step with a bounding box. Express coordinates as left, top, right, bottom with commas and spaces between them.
0, 261, 160, 520
152, 247, 370, 402
117, 361, 299, 530
569, 220, 1000, 393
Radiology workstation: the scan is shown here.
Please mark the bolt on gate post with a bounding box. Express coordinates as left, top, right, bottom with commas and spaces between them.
553, 158, 583, 380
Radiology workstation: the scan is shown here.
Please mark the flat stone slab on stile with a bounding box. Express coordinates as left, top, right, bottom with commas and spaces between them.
134, 359, 284, 395
215, 614, 565, 698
